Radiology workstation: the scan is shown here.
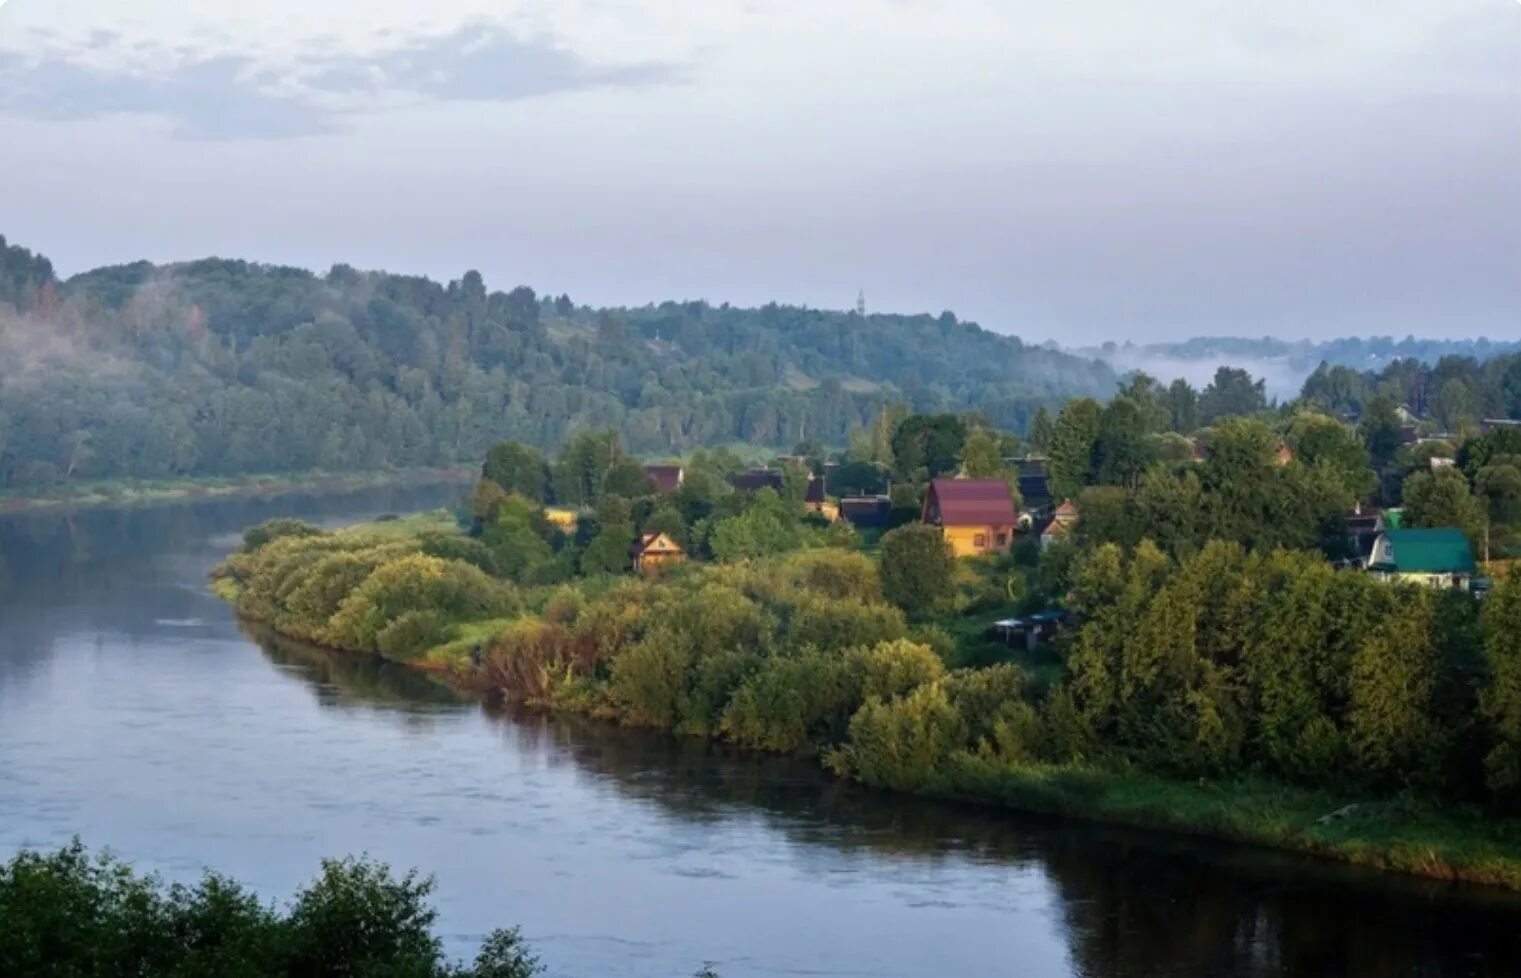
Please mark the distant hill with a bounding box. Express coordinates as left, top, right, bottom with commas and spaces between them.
0, 235, 1114, 490
1077, 336, 1521, 401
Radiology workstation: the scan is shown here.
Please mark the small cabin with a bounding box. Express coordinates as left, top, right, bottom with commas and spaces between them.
921, 478, 1017, 557
1367, 528, 1477, 590
630, 531, 686, 576
543, 507, 581, 532
1041, 499, 1079, 550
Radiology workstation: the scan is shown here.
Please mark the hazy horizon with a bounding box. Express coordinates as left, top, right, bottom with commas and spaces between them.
1, 1, 1517, 344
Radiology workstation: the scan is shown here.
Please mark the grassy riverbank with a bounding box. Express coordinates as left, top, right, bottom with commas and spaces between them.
0, 468, 473, 513
212, 514, 1521, 892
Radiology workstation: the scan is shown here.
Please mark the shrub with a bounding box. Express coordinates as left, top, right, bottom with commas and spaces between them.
828, 683, 968, 791
721, 650, 864, 753
878, 524, 956, 616
241, 517, 323, 553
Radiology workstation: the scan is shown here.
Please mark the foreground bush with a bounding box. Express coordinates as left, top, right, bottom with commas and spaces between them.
0, 842, 723, 978
0, 842, 540, 978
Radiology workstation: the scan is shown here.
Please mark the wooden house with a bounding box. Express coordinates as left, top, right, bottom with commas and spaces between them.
839, 494, 892, 528
1041, 499, 1079, 550
630, 531, 686, 576
921, 478, 1017, 557
543, 507, 581, 532
1367, 528, 1477, 589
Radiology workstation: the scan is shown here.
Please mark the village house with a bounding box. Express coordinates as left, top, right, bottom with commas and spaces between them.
1344, 504, 1386, 566
1041, 499, 1079, 550
1366, 528, 1477, 590
803, 476, 837, 520
643, 463, 685, 494
921, 478, 1017, 557
630, 531, 686, 576
543, 507, 581, 533
731, 468, 785, 493
838, 494, 892, 528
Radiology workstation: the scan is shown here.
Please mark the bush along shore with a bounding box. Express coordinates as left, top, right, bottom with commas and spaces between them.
213, 506, 1521, 892
0, 840, 720, 978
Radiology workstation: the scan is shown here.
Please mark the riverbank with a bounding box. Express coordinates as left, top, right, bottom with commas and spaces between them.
211, 516, 1521, 893
0, 468, 473, 513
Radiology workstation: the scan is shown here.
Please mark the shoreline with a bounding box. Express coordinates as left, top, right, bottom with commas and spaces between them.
229, 603, 1521, 894
0, 468, 474, 514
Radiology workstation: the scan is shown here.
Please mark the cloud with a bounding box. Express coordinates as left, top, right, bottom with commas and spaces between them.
0, 21, 684, 140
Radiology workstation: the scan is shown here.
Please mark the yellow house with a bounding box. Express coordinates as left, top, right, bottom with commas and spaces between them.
543, 507, 581, 532
630, 531, 686, 576
921, 478, 1017, 557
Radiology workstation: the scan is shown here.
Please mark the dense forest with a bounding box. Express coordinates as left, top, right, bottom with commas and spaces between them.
0, 233, 1113, 491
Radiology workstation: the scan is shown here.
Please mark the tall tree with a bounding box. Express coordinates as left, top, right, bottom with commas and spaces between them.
1198, 367, 1267, 424
1048, 399, 1102, 500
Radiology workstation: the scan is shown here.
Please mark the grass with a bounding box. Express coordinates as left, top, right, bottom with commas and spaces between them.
0, 468, 473, 513
936, 758, 1521, 889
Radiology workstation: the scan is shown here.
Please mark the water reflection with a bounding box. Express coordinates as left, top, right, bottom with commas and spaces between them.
248, 632, 1521, 978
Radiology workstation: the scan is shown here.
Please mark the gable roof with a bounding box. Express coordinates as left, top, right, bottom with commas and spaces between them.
1374, 528, 1476, 575
643, 464, 683, 494
630, 531, 684, 558
924, 478, 1017, 527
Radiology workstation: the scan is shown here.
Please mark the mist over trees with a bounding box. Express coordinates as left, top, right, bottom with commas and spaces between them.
0, 236, 1115, 491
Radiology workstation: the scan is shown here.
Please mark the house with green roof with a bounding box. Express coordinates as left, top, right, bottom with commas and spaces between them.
1367, 528, 1478, 589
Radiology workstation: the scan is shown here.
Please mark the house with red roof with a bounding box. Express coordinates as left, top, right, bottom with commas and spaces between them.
921, 478, 1017, 557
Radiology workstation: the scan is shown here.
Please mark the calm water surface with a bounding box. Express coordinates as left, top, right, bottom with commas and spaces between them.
2, 485, 1519, 978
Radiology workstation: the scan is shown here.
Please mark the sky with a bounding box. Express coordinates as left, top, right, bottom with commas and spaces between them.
0, 0, 1517, 344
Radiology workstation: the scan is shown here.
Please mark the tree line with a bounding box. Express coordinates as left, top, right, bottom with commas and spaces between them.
0, 234, 1112, 490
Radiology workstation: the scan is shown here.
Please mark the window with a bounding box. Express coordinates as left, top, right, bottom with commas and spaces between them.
995, 532, 1009, 546
974, 534, 987, 548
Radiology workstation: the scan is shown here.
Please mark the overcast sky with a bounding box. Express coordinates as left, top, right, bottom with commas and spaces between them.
0, 1, 1516, 343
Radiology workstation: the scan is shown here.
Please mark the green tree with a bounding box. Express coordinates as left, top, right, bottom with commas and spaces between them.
878, 523, 956, 616
1092, 397, 1155, 489
1161, 378, 1200, 433
961, 427, 1003, 478
1403, 467, 1487, 548
1480, 574, 1521, 802
1359, 395, 1404, 474
1048, 398, 1102, 500
1198, 366, 1266, 424
891, 414, 967, 482
483, 441, 550, 501
1029, 406, 1055, 452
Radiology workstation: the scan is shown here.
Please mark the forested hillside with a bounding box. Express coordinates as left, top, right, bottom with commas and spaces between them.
0, 235, 1113, 490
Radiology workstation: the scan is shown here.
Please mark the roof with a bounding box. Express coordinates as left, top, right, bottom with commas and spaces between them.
924, 478, 1017, 527
643, 464, 683, 494
732, 469, 785, 492
839, 495, 892, 526
804, 476, 827, 504
1052, 499, 1079, 520
1373, 528, 1476, 575
630, 531, 683, 557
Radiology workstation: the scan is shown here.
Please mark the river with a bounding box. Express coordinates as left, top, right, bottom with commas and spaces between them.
1, 484, 1518, 977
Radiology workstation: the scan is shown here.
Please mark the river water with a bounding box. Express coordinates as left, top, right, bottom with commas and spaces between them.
1, 484, 1519, 977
